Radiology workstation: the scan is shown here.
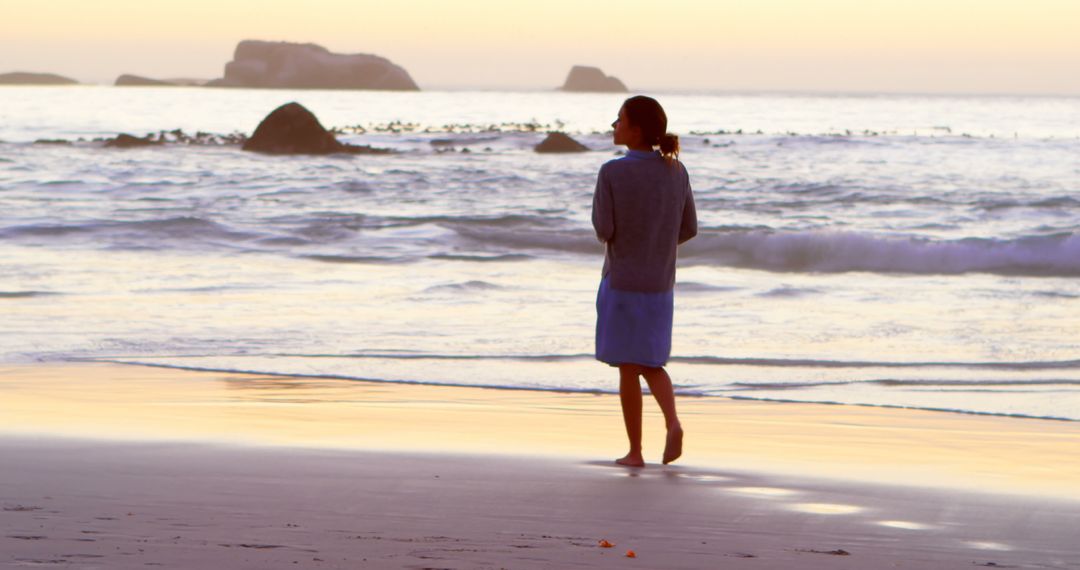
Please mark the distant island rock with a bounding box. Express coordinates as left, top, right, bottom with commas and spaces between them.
208, 40, 419, 91
0, 72, 78, 85
535, 132, 589, 153
163, 78, 210, 86
560, 65, 627, 93
115, 74, 180, 87
243, 102, 391, 155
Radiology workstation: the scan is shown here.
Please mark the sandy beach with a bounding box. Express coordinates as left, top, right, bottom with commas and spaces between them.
2, 363, 1079, 569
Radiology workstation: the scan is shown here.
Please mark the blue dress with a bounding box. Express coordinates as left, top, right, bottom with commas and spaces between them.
595, 277, 674, 368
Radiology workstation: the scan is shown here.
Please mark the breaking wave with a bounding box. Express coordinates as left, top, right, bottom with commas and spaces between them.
680, 230, 1080, 277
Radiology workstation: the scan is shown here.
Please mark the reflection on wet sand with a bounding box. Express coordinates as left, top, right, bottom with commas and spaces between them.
3, 362, 1080, 503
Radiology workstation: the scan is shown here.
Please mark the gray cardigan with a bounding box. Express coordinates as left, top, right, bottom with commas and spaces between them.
591, 150, 697, 293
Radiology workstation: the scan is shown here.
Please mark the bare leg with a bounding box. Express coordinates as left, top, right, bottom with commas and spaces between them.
642, 367, 683, 464
616, 365, 645, 467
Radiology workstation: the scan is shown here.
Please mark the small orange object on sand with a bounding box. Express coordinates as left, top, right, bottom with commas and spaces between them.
626, 550, 636, 558
598, 539, 615, 548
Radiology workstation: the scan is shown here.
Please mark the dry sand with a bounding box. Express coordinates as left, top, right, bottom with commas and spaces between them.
2, 363, 1079, 569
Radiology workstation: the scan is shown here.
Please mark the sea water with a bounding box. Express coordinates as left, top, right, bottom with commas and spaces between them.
1, 86, 1078, 421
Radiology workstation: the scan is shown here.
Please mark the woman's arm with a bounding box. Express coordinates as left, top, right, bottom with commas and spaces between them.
678, 177, 697, 245
592, 166, 615, 243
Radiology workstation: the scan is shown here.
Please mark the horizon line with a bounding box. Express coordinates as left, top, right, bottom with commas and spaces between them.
10, 80, 1080, 99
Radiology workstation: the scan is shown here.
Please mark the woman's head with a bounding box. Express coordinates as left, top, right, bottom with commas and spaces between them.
612, 95, 680, 162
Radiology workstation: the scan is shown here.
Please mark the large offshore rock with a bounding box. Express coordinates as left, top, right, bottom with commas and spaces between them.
0, 72, 78, 85
559, 65, 627, 93
209, 40, 419, 91
534, 132, 589, 153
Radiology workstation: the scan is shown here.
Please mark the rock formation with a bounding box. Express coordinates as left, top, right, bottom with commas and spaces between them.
242, 102, 391, 155
104, 134, 160, 148
0, 72, 78, 85
115, 74, 179, 86
534, 132, 589, 153
560, 66, 627, 93
208, 40, 419, 90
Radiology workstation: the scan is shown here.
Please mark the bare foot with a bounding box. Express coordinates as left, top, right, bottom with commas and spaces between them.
662, 422, 683, 465
615, 453, 645, 467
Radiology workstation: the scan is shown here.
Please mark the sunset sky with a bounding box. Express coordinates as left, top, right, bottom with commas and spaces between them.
2, 0, 1078, 94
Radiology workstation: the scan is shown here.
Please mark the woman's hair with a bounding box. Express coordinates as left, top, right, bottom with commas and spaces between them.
622, 95, 680, 163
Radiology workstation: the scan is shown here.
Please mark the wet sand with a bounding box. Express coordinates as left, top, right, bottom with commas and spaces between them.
2, 363, 1079, 568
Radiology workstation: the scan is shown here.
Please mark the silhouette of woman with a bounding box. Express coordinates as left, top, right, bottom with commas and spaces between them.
592, 95, 697, 466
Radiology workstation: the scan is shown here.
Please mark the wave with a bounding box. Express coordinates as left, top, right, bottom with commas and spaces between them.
0, 216, 261, 243
299, 254, 407, 264
743, 191, 1080, 213
680, 230, 1080, 277
726, 396, 1077, 423
278, 213, 560, 234
447, 224, 601, 256
365, 218, 1080, 277
670, 355, 1080, 370
90, 359, 612, 396
976, 196, 1080, 211
675, 282, 742, 293
756, 286, 822, 298
428, 253, 533, 262
0, 290, 59, 298
6, 214, 1079, 279
424, 280, 504, 293
730, 379, 1080, 390
87, 358, 1080, 423
1033, 290, 1080, 299
99, 350, 1080, 370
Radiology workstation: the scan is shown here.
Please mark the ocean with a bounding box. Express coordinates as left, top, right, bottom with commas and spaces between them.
1, 86, 1078, 421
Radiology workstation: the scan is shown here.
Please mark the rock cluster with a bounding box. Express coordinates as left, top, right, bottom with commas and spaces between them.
36, 131, 248, 147
104, 134, 161, 148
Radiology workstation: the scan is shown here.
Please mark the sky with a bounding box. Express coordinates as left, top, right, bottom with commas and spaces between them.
2, 0, 1079, 94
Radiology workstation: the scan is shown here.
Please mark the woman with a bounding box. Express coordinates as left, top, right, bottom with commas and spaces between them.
592, 95, 697, 467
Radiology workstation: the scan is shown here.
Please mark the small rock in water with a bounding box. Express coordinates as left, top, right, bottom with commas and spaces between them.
243, 102, 391, 155
535, 132, 588, 153
243, 102, 345, 155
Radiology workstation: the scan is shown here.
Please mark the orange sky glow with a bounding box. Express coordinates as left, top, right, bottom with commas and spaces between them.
1, 0, 1078, 94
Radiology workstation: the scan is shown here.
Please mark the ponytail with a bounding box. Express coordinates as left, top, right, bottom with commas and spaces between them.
658, 133, 680, 163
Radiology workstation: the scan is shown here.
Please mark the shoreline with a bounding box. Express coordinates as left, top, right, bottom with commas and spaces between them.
3, 362, 1080, 568
88, 357, 1080, 424
3, 361, 1080, 501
